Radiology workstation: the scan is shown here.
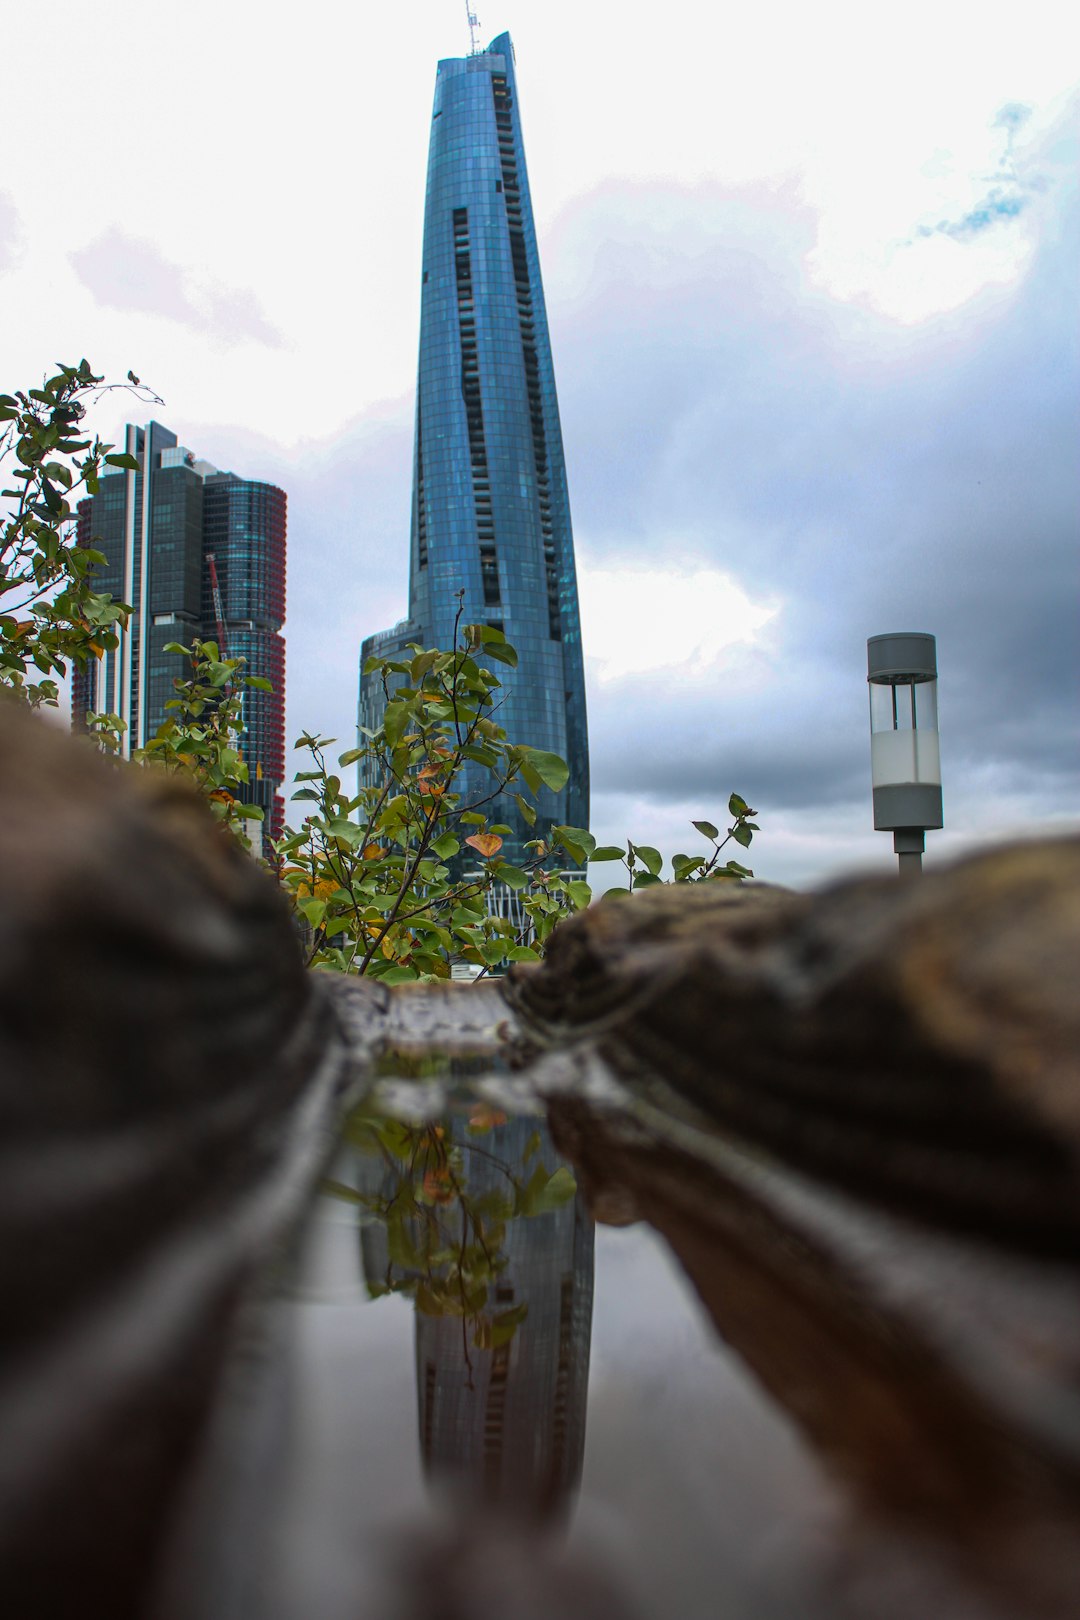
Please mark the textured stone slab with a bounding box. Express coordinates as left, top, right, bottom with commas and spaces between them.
508, 841, 1080, 1252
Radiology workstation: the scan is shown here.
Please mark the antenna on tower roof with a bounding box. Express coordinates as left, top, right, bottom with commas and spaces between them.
464, 1, 482, 54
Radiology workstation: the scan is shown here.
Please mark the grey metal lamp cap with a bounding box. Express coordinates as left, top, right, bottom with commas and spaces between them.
867, 632, 937, 683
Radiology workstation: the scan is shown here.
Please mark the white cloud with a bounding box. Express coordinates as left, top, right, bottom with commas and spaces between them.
71, 229, 283, 349
0, 192, 21, 273
5, 0, 1077, 889
578, 561, 778, 684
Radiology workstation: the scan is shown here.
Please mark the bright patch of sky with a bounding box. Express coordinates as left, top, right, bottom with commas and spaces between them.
1, 0, 1076, 445
2, 0, 1076, 886
578, 564, 778, 684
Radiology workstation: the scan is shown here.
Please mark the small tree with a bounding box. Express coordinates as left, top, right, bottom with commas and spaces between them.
2, 360, 760, 976
131, 626, 760, 980
0, 360, 159, 707
131, 638, 272, 852
279, 613, 596, 978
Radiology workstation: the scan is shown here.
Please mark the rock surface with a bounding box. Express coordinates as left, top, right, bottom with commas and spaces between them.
508, 841, 1080, 1251
0, 702, 347, 1619
3, 696, 1080, 1619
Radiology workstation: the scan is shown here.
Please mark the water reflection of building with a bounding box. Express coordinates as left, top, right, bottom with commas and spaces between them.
357, 1114, 594, 1521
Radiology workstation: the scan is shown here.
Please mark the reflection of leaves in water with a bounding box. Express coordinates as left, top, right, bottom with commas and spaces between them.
324, 1106, 575, 1359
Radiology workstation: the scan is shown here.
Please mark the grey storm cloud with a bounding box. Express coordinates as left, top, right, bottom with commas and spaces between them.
187, 107, 1077, 874
71, 228, 282, 348
547, 147, 1078, 827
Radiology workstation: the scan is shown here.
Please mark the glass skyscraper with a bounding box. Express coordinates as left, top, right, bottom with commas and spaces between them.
72, 423, 287, 841
360, 31, 588, 854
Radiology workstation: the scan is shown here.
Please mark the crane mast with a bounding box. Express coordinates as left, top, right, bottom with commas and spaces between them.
206, 552, 230, 660
464, 1, 481, 55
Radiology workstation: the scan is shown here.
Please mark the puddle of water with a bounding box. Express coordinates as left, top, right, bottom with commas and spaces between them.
183, 1086, 832, 1620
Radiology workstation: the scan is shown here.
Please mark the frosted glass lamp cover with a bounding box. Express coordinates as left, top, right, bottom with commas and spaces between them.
867, 633, 943, 831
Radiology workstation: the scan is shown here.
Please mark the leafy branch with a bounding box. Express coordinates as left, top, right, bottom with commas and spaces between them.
0, 360, 161, 707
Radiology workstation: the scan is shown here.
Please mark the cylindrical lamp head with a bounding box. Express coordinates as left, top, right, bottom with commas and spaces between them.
867, 632, 942, 831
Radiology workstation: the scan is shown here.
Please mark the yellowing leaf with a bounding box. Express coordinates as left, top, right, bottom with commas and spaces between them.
465, 833, 503, 859
467, 1104, 508, 1134
422, 1168, 454, 1205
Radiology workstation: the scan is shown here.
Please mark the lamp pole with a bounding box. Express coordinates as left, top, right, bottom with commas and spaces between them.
867, 633, 943, 876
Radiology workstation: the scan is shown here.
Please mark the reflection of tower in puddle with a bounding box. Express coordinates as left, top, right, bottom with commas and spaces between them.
359, 1115, 594, 1521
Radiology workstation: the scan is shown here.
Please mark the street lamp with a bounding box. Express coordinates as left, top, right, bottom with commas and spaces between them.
867, 632, 942, 874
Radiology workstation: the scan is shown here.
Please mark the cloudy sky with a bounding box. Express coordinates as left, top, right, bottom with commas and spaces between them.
3, 0, 1077, 886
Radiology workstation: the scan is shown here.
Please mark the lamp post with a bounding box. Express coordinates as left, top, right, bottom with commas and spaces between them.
867, 632, 942, 874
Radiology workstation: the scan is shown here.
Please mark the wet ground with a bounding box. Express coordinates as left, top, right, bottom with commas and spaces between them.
230, 1082, 835, 1620
144, 979, 1080, 1620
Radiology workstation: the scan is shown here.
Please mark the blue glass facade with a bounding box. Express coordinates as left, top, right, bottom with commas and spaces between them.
73, 427, 288, 841
361, 32, 588, 855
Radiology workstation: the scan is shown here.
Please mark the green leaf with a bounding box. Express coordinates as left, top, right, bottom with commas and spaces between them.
519, 1164, 577, 1216
431, 832, 459, 859
732, 822, 753, 848
467, 622, 510, 646
383, 699, 412, 747
553, 824, 596, 861
692, 820, 720, 841
381, 964, 420, 985
495, 863, 528, 890
633, 844, 663, 877
245, 674, 273, 692
487, 1302, 529, 1346
410, 648, 438, 681
514, 793, 536, 828
337, 745, 365, 767
480, 640, 518, 667
728, 793, 750, 817
672, 853, 705, 881
632, 871, 663, 889
565, 880, 592, 910
103, 452, 141, 471
516, 746, 569, 792
516, 759, 542, 795
590, 845, 626, 862
462, 743, 499, 768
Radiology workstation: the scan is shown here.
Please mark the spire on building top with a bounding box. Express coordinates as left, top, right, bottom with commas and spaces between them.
463, 0, 482, 54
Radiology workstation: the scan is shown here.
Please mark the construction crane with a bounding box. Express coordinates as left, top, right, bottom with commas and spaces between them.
205, 553, 230, 660
464, 0, 481, 55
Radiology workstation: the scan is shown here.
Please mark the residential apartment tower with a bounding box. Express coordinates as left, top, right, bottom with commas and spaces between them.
72, 422, 286, 839
360, 31, 588, 853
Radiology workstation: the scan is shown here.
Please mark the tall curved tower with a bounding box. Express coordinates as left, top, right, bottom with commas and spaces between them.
361, 31, 589, 852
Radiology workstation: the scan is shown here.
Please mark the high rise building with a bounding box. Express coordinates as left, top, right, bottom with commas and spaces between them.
72, 421, 287, 840
360, 31, 588, 856
356, 1115, 595, 1520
